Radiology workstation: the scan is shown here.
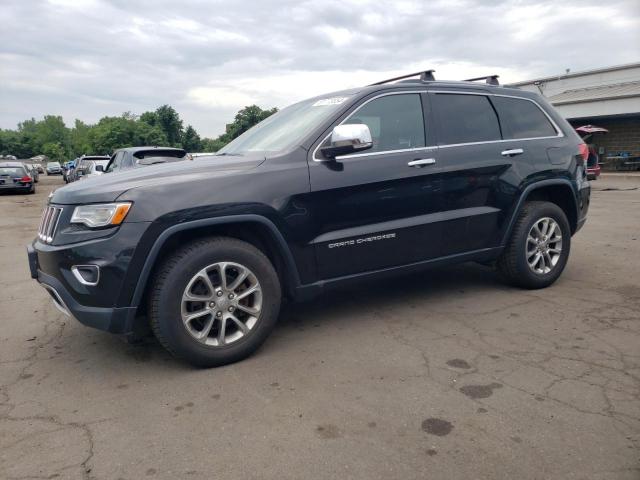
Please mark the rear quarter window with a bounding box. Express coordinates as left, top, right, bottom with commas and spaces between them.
432, 93, 501, 145
491, 96, 557, 139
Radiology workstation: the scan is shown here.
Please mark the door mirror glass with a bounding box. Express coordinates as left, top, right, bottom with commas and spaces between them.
95, 164, 104, 172
321, 124, 373, 159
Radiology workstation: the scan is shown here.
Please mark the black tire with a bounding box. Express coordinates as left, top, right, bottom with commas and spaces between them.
149, 237, 281, 367
497, 201, 571, 289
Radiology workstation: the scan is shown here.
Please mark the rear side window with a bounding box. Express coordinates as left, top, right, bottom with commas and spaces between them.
432, 94, 501, 145
343, 93, 425, 153
492, 96, 557, 139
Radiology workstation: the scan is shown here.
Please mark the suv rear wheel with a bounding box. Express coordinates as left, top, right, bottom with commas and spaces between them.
149, 237, 281, 367
497, 201, 571, 289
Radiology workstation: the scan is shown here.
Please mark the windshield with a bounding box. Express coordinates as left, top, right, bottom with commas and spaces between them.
49, 162, 60, 167
217, 95, 352, 155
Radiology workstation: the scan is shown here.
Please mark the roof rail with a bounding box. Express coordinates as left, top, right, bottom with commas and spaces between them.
464, 75, 500, 86
370, 69, 435, 86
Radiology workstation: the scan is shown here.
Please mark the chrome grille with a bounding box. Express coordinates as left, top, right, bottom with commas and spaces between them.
38, 206, 63, 243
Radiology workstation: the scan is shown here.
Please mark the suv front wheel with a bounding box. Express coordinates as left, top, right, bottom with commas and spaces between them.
497, 201, 571, 289
149, 237, 281, 367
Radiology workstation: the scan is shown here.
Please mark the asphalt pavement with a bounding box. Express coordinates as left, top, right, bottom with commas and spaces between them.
1, 174, 638, 480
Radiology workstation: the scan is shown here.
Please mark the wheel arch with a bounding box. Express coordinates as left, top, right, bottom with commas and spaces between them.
130, 215, 301, 313
502, 179, 578, 246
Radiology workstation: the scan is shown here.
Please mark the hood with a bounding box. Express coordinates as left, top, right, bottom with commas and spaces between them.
50, 154, 265, 205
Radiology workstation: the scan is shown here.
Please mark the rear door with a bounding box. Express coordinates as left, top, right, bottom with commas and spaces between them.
490, 94, 564, 172
307, 91, 445, 279
429, 91, 522, 255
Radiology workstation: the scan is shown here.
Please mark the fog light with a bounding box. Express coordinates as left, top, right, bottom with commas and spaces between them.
71, 265, 100, 286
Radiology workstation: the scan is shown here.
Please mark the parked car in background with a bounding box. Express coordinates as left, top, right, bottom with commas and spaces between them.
46, 162, 62, 175
586, 147, 601, 180
77, 157, 111, 181
0, 162, 35, 194
34, 163, 44, 174
70, 155, 110, 182
63, 160, 77, 183
23, 163, 39, 183
104, 146, 188, 173
575, 125, 606, 181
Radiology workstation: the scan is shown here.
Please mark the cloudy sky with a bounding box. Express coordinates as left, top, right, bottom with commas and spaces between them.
1, 0, 639, 137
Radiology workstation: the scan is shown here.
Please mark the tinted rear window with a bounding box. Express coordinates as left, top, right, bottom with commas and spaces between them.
432, 94, 501, 145
492, 96, 557, 139
134, 150, 186, 159
0, 167, 25, 176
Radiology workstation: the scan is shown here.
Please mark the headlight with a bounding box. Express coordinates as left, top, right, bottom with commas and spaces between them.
70, 202, 132, 228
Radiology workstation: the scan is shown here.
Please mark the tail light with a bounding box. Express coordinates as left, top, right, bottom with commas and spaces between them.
20, 176, 32, 182
578, 143, 589, 163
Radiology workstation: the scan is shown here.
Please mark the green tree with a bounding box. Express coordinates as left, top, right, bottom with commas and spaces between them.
88, 115, 137, 153
36, 116, 69, 152
155, 105, 183, 146
70, 119, 92, 157
201, 137, 227, 152
41, 142, 66, 163
0, 103, 276, 158
224, 105, 278, 141
182, 125, 202, 152
140, 111, 158, 127
134, 122, 168, 146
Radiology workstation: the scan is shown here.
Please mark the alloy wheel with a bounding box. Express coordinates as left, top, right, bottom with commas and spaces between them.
181, 262, 262, 346
526, 217, 563, 274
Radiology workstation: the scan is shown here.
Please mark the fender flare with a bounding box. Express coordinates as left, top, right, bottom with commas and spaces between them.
130, 214, 301, 308
501, 178, 578, 246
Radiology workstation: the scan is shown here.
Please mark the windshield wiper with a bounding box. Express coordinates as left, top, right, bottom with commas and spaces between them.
214, 152, 243, 156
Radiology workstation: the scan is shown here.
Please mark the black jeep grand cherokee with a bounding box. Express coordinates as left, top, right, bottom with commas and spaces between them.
28, 71, 590, 367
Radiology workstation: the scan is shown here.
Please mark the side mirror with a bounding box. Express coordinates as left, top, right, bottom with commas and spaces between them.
320, 124, 373, 159
95, 165, 104, 172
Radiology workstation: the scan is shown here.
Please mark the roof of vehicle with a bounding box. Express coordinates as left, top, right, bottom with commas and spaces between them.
311, 72, 534, 106
113, 146, 187, 154
0, 162, 27, 168
361, 79, 526, 96
81, 155, 110, 160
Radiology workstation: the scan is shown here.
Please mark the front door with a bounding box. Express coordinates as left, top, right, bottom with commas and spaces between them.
307, 91, 445, 280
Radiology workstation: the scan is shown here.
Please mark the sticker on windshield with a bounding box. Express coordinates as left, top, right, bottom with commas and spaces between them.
312, 96, 349, 107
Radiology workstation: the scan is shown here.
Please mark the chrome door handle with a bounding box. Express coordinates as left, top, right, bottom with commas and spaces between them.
501, 148, 524, 157
408, 158, 436, 167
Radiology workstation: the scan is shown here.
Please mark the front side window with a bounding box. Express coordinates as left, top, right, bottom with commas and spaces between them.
492, 96, 557, 139
342, 93, 425, 154
106, 152, 124, 173
432, 93, 501, 145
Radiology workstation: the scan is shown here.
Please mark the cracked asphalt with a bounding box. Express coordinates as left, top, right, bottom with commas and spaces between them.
1, 174, 639, 480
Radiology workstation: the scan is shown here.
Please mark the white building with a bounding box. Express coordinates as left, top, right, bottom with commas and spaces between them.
509, 63, 640, 170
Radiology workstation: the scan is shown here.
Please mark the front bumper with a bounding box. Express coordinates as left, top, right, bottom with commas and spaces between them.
28, 244, 136, 333
26, 221, 151, 334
